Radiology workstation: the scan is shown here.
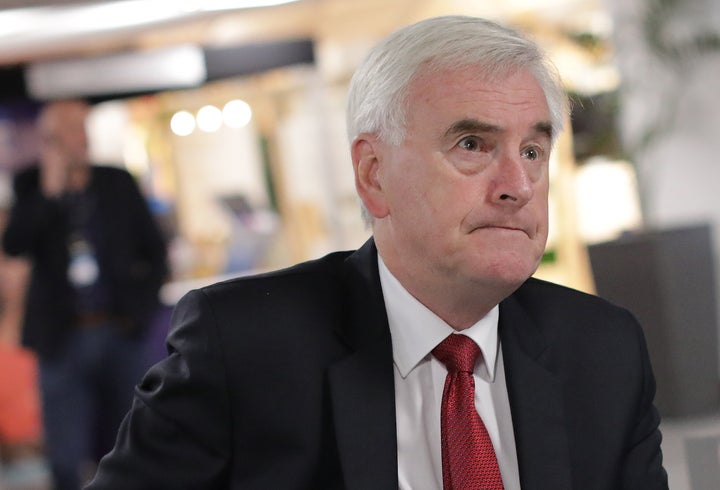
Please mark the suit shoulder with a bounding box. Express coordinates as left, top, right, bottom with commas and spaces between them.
198, 250, 354, 302
92, 165, 134, 182
11, 165, 40, 194
517, 276, 620, 307
513, 276, 638, 326
506, 278, 649, 368
171, 250, 357, 339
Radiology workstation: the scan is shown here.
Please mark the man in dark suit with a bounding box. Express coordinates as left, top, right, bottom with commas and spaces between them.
87, 15, 667, 489
2, 99, 168, 490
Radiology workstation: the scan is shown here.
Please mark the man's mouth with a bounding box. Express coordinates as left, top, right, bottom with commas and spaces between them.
472, 225, 531, 238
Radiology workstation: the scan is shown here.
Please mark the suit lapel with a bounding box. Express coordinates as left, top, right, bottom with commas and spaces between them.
329, 239, 398, 490
500, 293, 573, 490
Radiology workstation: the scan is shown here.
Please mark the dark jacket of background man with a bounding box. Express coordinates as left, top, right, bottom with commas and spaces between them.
2, 164, 168, 358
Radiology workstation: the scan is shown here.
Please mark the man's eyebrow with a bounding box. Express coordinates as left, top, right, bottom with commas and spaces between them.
444, 119, 501, 138
534, 121, 554, 140
443, 118, 554, 140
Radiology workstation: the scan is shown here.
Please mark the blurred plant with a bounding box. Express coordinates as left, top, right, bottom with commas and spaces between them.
645, 0, 720, 62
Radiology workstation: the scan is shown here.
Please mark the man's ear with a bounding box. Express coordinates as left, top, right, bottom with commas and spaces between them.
351, 135, 389, 219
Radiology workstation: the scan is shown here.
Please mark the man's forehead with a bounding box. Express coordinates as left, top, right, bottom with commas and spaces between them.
408, 66, 553, 136
411, 65, 546, 105
40, 109, 86, 134
40, 102, 87, 126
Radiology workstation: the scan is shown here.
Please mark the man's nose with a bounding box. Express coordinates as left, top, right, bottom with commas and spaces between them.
490, 155, 533, 206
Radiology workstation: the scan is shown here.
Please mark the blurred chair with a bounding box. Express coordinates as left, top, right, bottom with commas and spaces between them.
588, 223, 720, 418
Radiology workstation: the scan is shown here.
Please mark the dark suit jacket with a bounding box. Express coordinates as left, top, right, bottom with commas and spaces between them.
86, 239, 667, 489
2, 165, 168, 359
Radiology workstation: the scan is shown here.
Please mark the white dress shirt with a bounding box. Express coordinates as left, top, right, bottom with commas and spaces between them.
378, 256, 521, 490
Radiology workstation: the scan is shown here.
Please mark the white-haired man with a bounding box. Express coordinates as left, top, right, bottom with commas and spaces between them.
87, 16, 667, 490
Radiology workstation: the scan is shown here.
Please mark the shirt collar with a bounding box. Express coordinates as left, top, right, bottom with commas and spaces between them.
378, 254, 500, 381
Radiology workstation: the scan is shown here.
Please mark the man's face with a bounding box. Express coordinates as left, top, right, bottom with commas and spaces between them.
39, 102, 89, 170
360, 66, 553, 300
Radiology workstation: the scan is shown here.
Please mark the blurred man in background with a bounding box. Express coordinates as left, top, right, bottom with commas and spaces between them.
2, 99, 168, 490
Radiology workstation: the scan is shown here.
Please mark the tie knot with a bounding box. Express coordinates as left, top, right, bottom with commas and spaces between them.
432, 334, 480, 374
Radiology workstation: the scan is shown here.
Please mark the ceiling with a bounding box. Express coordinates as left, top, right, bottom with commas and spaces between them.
0, 0, 613, 101
0, 0, 406, 65
0, 0, 99, 7
0, 0, 609, 63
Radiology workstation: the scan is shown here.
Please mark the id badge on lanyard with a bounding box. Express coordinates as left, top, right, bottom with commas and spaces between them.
67, 235, 99, 287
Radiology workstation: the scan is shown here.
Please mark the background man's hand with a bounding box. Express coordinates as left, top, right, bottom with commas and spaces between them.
39, 146, 70, 198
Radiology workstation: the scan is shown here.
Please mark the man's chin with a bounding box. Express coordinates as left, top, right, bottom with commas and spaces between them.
471, 257, 541, 290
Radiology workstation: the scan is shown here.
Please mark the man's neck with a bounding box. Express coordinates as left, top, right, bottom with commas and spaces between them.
378, 256, 513, 331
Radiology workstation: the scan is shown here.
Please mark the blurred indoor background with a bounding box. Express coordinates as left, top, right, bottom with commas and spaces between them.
0, 0, 719, 488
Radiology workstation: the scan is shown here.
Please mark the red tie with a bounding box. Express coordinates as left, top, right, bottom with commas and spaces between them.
432, 334, 504, 490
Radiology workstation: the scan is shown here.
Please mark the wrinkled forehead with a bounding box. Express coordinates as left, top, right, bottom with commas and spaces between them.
410, 60, 542, 99
408, 64, 548, 112
404, 65, 554, 141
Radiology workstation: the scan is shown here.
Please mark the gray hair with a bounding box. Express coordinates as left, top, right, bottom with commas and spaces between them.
346, 15, 568, 146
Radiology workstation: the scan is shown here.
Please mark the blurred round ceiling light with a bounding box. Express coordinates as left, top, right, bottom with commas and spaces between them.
197, 105, 223, 132
223, 99, 253, 128
170, 110, 195, 136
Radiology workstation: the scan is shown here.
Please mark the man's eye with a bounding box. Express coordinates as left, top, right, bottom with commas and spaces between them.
522, 146, 541, 161
458, 136, 482, 152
